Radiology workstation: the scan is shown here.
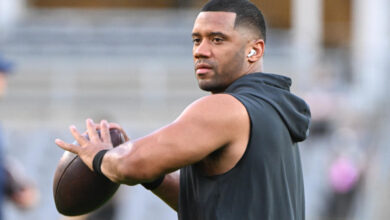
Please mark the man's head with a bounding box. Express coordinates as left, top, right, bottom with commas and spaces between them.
192, 0, 267, 93
0, 56, 13, 98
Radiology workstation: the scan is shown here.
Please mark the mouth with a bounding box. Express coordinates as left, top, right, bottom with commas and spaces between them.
195, 63, 213, 75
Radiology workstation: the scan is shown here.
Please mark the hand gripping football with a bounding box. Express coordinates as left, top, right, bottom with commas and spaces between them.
53, 128, 124, 216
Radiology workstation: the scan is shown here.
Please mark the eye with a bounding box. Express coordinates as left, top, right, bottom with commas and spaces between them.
192, 38, 201, 45
212, 37, 224, 44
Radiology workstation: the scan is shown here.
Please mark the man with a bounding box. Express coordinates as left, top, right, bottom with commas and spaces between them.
55, 0, 311, 219
0, 54, 13, 220
0, 55, 39, 220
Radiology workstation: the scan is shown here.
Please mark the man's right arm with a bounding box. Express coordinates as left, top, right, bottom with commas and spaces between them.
100, 94, 247, 184
56, 94, 249, 211
100, 94, 248, 211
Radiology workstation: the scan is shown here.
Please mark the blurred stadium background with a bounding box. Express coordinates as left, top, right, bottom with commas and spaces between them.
0, 0, 389, 219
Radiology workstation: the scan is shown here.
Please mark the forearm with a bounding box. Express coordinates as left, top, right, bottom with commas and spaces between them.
99, 130, 183, 185
151, 171, 180, 211
100, 141, 140, 185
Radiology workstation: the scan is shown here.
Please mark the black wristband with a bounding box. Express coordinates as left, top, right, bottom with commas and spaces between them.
141, 175, 165, 190
92, 149, 109, 176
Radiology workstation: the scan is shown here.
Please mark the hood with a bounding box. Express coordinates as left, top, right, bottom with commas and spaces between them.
227, 73, 311, 142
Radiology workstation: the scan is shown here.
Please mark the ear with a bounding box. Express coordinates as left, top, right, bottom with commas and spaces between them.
247, 39, 265, 63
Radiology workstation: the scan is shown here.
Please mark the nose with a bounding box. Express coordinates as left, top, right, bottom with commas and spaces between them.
193, 40, 211, 59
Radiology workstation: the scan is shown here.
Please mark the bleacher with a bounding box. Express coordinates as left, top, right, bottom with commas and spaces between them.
0, 9, 209, 130
1, 8, 293, 129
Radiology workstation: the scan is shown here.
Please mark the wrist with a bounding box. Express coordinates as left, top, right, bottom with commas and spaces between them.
141, 175, 165, 190
92, 149, 109, 176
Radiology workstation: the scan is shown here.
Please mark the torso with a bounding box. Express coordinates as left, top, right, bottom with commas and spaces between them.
179, 73, 308, 220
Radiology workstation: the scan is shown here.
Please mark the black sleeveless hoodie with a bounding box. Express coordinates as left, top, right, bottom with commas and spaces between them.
179, 73, 311, 220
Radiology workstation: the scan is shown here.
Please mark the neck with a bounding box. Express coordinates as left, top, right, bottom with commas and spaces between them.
244, 60, 263, 76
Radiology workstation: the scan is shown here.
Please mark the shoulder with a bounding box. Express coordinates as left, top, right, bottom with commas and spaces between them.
173, 94, 249, 143
178, 94, 248, 124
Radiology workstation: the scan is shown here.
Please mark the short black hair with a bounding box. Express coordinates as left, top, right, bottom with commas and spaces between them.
201, 0, 267, 43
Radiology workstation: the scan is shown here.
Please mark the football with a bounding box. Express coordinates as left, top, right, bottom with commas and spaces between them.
53, 128, 124, 216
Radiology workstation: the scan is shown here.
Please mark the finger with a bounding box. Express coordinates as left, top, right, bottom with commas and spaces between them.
55, 139, 79, 154
86, 118, 100, 143
108, 122, 121, 130
100, 120, 112, 145
109, 122, 130, 141
69, 125, 88, 146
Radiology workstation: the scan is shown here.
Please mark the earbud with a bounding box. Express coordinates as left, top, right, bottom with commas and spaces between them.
247, 49, 256, 58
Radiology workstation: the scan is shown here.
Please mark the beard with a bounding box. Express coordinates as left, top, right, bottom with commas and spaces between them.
196, 47, 246, 93
198, 73, 233, 93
